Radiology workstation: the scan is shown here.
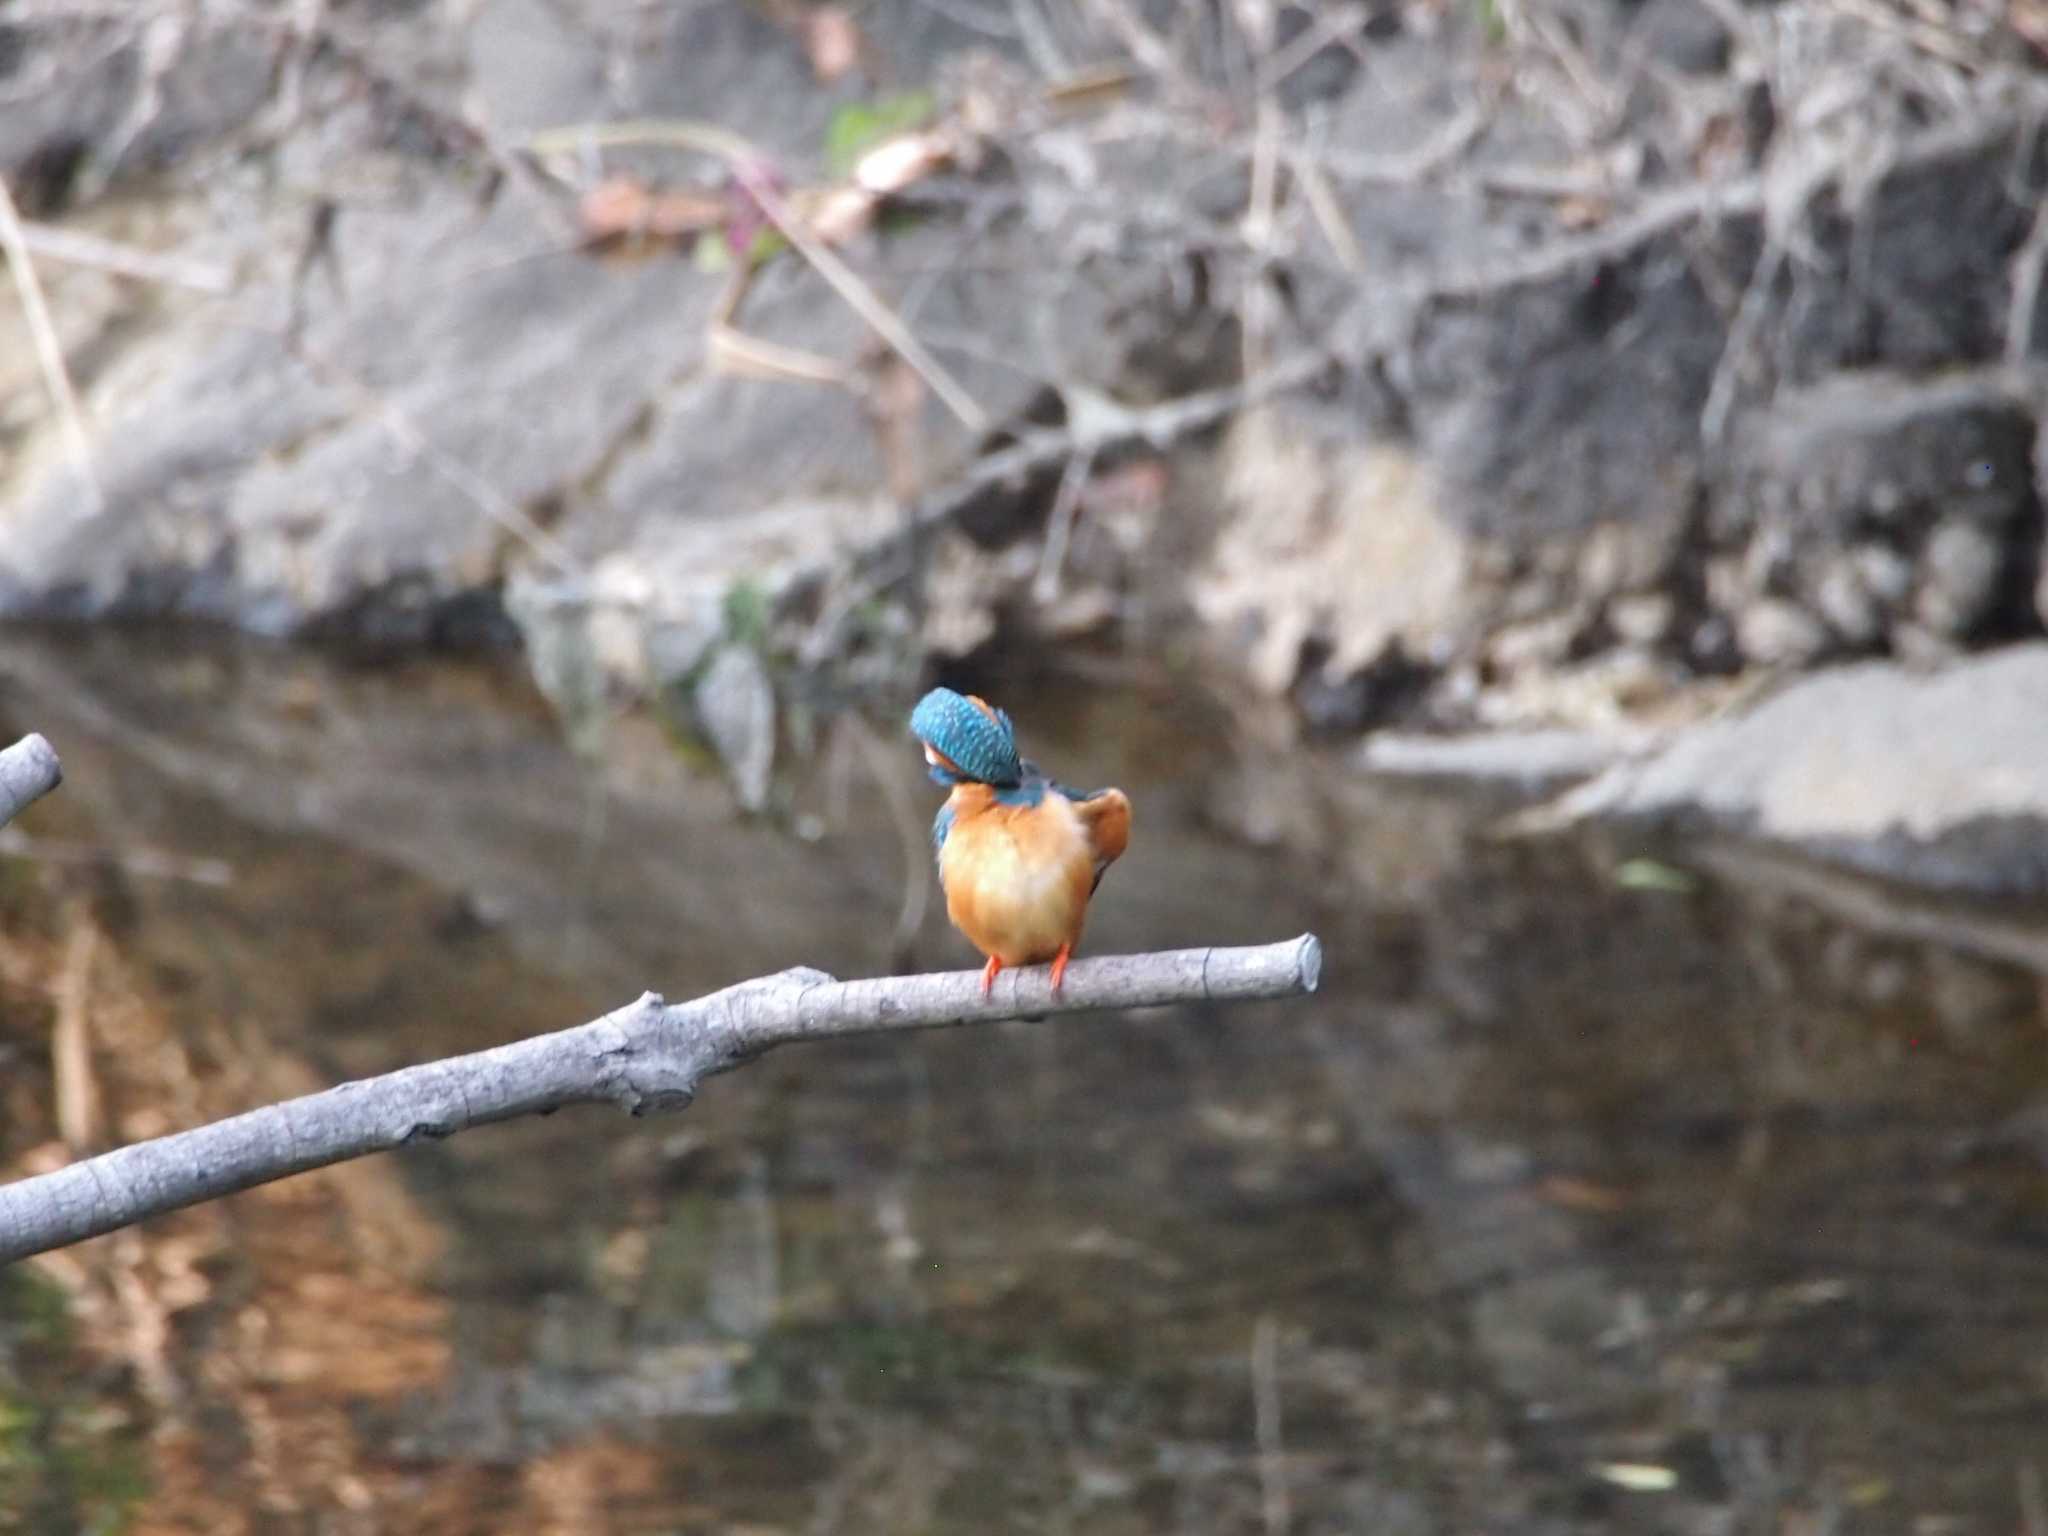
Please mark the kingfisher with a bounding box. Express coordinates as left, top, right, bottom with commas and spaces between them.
910, 687, 1131, 997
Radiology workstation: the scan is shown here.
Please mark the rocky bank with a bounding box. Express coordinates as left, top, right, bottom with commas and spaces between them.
4, 0, 2048, 887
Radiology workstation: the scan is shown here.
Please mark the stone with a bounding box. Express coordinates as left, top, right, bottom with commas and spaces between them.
1361, 728, 1658, 789
1486, 612, 1582, 674
1917, 518, 2007, 638
1608, 593, 1676, 647
1194, 426, 1470, 698
1537, 644, 2048, 896
692, 643, 776, 813
1629, 0, 1732, 75
1720, 368, 2039, 659
0, 2, 1060, 644
1811, 561, 1881, 646
4, 0, 2047, 748
1736, 599, 1827, 666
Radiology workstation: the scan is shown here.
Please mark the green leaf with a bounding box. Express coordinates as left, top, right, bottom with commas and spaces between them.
1614, 858, 1699, 895
821, 91, 936, 178
693, 233, 730, 273
723, 577, 772, 650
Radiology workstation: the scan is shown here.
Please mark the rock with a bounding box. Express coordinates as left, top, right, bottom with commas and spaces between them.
504, 581, 610, 758
919, 530, 1003, 660
1536, 645, 2048, 895
0, 17, 276, 203
1608, 593, 1676, 647
0, 2, 1067, 643
1629, 0, 1733, 76
1486, 611, 1583, 674
1917, 518, 2007, 638
692, 644, 776, 813
1293, 643, 1432, 735
1720, 369, 2039, 658
1736, 599, 1828, 666
1193, 425, 1469, 697
1361, 728, 1660, 790
4, 0, 2047, 744
1855, 543, 1917, 605
1811, 559, 1882, 646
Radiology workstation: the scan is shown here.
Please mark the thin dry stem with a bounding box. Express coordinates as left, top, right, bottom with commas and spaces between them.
1031, 448, 1096, 603
17, 221, 233, 295
524, 119, 991, 435
1253, 1314, 1291, 1536
2007, 193, 2048, 368
290, 341, 584, 580
52, 915, 102, 1154
0, 178, 104, 513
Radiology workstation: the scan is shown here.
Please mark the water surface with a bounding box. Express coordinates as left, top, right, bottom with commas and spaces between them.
4, 629, 2048, 1534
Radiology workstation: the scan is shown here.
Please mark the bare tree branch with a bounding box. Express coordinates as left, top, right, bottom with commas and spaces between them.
0, 734, 63, 830
0, 935, 1322, 1264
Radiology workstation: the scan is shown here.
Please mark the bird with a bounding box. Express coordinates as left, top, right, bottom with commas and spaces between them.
909, 687, 1131, 997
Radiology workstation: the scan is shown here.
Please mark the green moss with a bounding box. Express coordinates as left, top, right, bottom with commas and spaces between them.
0, 1272, 70, 1351
0, 1272, 150, 1535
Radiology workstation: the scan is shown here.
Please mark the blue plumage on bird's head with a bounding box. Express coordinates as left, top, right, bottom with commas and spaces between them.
910, 687, 1024, 787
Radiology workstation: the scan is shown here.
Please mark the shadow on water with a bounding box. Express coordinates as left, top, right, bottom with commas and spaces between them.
6, 626, 2048, 1532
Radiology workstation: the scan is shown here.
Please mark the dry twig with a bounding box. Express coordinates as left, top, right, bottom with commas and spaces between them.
0, 828, 234, 887
2007, 192, 2048, 368
1252, 1313, 1292, 1536
1031, 447, 1097, 602
524, 119, 991, 434
16, 221, 233, 295
0, 179, 104, 514
836, 710, 934, 966
52, 916, 102, 1154
289, 341, 584, 580
0, 935, 1323, 1263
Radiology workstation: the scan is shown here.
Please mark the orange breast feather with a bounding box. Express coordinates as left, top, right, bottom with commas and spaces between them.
939, 789, 1099, 967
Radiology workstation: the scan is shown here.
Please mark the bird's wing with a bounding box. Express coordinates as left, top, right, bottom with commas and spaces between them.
1054, 783, 1131, 891
931, 801, 956, 872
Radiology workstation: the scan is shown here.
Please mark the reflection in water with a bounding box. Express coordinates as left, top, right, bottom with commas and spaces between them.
4, 628, 2048, 1533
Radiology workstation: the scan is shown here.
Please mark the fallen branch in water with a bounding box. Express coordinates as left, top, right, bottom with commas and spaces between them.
0, 935, 1322, 1264
0, 734, 62, 830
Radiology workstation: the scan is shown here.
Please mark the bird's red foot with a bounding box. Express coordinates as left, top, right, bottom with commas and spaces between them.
1049, 942, 1073, 994
980, 954, 1003, 998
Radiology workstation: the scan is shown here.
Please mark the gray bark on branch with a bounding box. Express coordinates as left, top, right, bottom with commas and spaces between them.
0, 935, 1322, 1265
0, 734, 62, 830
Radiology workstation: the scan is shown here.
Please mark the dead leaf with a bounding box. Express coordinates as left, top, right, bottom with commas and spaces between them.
1534, 1173, 1630, 1213
797, 183, 878, 246
577, 176, 727, 246
1041, 63, 1137, 115
853, 130, 954, 195
1554, 194, 1611, 231
802, 6, 867, 83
